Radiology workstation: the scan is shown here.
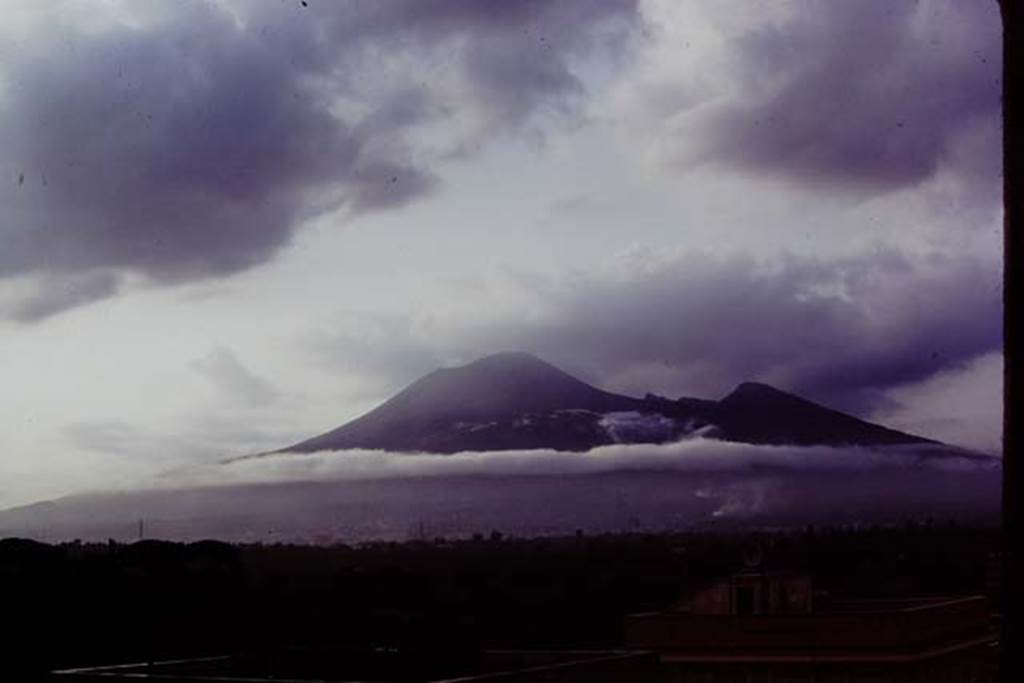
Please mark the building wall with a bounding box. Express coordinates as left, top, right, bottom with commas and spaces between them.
678, 575, 813, 616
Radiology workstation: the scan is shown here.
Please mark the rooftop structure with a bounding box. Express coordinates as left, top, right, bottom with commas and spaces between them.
626, 571, 998, 682
50, 648, 657, 682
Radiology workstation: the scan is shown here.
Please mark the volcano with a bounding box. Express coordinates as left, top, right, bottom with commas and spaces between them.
279, 352, 940, 455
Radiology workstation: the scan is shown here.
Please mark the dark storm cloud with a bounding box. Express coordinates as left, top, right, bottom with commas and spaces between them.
0, 0, 638, 313
689, 0, 1001, 192
493, 249, 1002, 414
1, 4, 365, 283
329, 0, 637, 128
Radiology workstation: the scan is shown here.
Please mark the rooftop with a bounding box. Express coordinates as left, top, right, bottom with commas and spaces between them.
51, 648, 657, 682
626, 594, 995, 661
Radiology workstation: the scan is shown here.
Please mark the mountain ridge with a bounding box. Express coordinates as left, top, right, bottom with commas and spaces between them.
275, 352, 944, 456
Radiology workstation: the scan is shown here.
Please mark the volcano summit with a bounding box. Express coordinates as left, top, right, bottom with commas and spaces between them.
277, 352, 946, 456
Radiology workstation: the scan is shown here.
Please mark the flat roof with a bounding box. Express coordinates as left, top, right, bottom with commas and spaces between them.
625, 595, 994, 657
51, 648, 657, 682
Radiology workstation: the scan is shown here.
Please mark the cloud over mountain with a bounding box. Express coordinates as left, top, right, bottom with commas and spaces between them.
503, 249, 1002, 414
0, 1, 1002, 513
313, 247, 1001, 424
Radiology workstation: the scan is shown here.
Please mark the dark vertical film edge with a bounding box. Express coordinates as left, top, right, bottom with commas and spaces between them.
1000, 1, 1020, 680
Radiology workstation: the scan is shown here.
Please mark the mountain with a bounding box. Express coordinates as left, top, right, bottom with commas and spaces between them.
0, 353, 997, 543
285, 352, 645, 453
651, 382, 937, 448
714, 382, 938, 446
278, 352, 940, 455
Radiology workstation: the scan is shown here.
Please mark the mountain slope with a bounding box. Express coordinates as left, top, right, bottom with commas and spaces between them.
711, 382, 935, 447
285, 352, 644, 453
647, 382, 933, 448
278, 352, 943, 455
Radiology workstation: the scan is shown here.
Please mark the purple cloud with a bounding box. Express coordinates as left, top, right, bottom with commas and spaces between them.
506, 250, 1001, 415
0, 0, 638, 314
687, 0, 1001, 193
314, 248, 1001, 419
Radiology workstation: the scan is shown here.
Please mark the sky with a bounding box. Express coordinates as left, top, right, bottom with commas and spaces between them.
0, 0, 1004, 509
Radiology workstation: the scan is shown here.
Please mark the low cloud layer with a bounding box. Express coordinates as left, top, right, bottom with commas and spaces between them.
0, 0, 638, 319
169, 439, 996, 491
0, 440, 999, 542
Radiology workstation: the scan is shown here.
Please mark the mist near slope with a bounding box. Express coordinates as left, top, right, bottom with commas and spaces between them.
182, 437, 995, 488
0, 439, 1000, 544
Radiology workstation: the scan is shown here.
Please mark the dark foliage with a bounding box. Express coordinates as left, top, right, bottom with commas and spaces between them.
0, 523, 998, 681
